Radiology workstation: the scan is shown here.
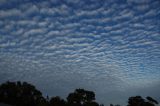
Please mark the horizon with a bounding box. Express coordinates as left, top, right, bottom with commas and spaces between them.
0, 0, 160, 105
0, 81, 159, 106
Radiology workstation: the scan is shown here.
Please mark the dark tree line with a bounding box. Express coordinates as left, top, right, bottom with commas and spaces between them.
0, 81, 159, 106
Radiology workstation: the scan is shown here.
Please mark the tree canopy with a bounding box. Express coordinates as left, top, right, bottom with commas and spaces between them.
0, 81, 47, 106
128, 96, 158, 106
67, 88, 98, 106
0, 81, 159, 106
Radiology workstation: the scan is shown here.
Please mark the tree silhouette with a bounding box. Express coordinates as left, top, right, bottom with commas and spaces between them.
146, 96, 158, 105
0, 81, 159, 106
110, 104, 120, 106
0, 81, 47, 106
67, 88, 99, 106
49, 96, 66, 106
128, 96, 145, 106
128, 96, 159, 106
110, 104, 114, 106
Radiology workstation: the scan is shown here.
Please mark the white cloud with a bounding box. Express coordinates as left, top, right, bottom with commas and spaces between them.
66, 0, 81, 4
0, 0, 160, 105
127, 0, 151, 4
24, 4, 40, 16
0, 9, 22, 18
135, 4, 149, 11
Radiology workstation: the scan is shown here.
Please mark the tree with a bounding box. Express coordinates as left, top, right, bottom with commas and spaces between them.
67, 88, 99, 106
49, 96, 66, 106
146, 96, 158, 105
0, 81, 159, 106
110, 104, 120, 106
127, 96, 159, 106
0, 81, 47, 106
128, 96, 145, 106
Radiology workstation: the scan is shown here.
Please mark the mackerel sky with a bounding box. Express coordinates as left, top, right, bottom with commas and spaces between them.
0, 0, 160, 105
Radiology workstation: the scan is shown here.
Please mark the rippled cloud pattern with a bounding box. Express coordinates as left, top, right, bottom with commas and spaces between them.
0, 0, 160, 104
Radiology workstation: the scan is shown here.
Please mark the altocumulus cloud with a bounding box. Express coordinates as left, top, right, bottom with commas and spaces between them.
0, 0, 160, 105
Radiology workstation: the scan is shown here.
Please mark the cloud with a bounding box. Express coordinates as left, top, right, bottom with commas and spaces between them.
0, 0, 160, 105
127, 0, 151, 4
0, 9, 22, 18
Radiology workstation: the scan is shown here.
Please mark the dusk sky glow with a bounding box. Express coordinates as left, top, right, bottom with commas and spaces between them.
0, 0, 160, 105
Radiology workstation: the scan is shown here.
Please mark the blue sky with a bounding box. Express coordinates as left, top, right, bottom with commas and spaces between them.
0, 0, 160, 105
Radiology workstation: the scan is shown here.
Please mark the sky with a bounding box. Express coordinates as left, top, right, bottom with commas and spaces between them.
0, 0, 160, 105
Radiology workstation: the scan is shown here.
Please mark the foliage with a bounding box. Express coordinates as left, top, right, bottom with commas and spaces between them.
0, 81, 159, 106
67, 88, 98, 106
0, 81, 47, 106
128, 96, 158, 106
49, 96, 66, 106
